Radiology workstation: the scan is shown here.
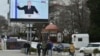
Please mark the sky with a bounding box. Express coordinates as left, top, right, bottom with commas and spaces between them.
0, 0, 9, 19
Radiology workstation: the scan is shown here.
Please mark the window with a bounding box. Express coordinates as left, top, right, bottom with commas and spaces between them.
78, 38, 82, 41
87, 44, 100, 47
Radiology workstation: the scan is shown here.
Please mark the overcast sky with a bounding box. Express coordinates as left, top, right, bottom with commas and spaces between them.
0, 0, 9, 19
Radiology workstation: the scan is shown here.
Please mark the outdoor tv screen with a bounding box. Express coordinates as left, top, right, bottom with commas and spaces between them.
10, 0, 48, 22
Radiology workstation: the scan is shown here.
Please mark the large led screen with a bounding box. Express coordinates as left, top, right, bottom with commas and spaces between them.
10, 0, 48, 20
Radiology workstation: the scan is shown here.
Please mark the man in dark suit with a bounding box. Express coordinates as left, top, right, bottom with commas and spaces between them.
17, 1, 39, 17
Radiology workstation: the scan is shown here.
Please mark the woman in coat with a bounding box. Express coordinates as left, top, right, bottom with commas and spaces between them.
69, 43, 75, 56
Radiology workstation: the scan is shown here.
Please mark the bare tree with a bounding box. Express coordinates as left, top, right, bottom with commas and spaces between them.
0, 15, 8, 34
49, 0, 90, 34
69, 0, 90, 33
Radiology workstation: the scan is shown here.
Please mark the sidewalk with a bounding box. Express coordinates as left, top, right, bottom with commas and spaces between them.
0, 50, 84, 56
0, 50, 70, 56
0, 50, 35, 56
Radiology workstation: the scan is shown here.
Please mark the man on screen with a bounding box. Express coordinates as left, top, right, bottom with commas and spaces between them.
17, 1, 39, 17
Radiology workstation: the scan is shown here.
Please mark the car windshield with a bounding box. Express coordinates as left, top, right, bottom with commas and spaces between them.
87, 44, 100, 47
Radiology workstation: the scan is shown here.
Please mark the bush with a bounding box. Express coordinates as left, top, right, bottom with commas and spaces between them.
63, 48, 69, 52
29, 48, 37, 52
93, 49, 100, 53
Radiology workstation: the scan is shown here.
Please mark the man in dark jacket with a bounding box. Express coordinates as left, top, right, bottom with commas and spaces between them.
26, 42, 31, 54
23, 42, 28, 54
46, 41, 53, 56
37, 42, 42, 56
17, 1, 39, 17
23, 42, 31, 54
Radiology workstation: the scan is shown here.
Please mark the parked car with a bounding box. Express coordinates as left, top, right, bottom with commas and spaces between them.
79, 42, 100, 54
53, 43, 70, 52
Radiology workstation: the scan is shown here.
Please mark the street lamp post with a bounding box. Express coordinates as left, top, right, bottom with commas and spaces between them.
26, 23, 33, 42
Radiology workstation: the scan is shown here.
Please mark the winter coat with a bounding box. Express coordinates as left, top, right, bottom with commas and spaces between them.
69, 44, 75, 53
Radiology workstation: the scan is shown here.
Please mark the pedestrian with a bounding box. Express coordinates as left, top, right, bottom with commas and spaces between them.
69, 43, 75, 56
42, 42, 47, 56
37, 42, 42, 56
23, 42, 28, 54
46, 40, 53, 56
24, 42, 31, 55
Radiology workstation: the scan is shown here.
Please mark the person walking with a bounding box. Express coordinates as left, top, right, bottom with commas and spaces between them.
69, 43, 75, 56
46, 40, 53, 56
23, 42, 28, 54
42, 42, 47, 56
37, 42, 42, 56
26, 42, 31, 55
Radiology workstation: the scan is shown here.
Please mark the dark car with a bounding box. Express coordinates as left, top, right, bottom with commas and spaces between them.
53, 43, 69, 52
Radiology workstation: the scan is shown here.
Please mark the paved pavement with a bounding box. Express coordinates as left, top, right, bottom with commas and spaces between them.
0, 50, 84, 56
0, 50, 33, 56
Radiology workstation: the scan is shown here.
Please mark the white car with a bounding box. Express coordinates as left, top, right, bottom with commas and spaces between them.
79, 42, 100, 54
